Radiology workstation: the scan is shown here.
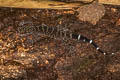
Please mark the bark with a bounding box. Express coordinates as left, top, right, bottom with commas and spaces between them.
0, 0, 120, 9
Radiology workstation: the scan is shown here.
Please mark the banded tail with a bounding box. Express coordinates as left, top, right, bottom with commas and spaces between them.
18, 24, 114, 55
75, 34, 114, 55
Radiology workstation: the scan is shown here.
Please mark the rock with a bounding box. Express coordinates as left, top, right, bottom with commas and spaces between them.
77, 2, 105, 25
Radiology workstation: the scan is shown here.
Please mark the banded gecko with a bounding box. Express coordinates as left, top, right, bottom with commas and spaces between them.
18, 24, 114, 55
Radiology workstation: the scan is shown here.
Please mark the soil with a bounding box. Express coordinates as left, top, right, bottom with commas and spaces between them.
0, 4, 120, 80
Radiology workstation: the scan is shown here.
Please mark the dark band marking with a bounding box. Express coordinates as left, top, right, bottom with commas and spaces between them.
72, 33, 79, 39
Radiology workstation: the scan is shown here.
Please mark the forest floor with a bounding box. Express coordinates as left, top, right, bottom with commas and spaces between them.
0, 3, 120, 80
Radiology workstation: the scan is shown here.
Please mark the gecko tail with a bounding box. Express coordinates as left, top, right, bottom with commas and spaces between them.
77, 34, 114, 55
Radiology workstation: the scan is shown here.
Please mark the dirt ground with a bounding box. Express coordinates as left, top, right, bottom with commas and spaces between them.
0, 3, 120, 80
